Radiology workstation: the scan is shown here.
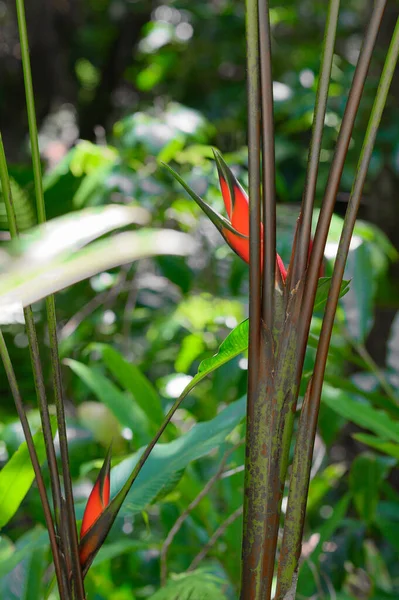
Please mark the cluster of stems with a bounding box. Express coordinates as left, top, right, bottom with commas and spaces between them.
241, 1, 398, 598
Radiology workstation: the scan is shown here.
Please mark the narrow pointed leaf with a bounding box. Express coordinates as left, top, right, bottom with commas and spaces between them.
162, 162, 247, 239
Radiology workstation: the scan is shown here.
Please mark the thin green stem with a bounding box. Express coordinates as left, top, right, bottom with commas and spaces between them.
15, 0, 85, 596
46, 295, 85, 597
290, 0, 341, 287
241, 0, 264, 598
0, 330, 69, 600
277, 14, 399, 597
0, 133, 70, 597
258, 0, 276, 324
0, 132, 64, 539
297, 0, 387, 381
310, 12, 399, 424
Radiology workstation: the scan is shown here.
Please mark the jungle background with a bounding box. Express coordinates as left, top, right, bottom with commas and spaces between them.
0, 0, 399, 598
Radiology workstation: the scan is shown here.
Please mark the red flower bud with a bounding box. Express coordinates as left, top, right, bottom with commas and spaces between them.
80, 450, 111, 540
215, 158, 287, 282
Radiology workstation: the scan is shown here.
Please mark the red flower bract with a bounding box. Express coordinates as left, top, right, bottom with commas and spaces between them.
215, 161, 288, 282
80, 448, 111, 541
164, 150, 323, 283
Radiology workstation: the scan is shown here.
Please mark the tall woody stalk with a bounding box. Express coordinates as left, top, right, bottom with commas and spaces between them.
241, 0, 265, 597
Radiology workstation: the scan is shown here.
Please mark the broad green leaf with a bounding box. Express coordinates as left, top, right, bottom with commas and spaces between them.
0, 421, 56, 529
352, 433, 399, 460
322, 384, 399, 443
69, 140, 118, 178
326, 373, 399, 418
0, 228, 195, 308
107, 397, 245, 514
349, 453, 394, 524
149, 570, 226, 600
65, 359, 152, 445
73, 164, 114, 208
93, 344, 165, 429
175, 333, 206, 373
21, 542, 47, 600
76, 397, 246, 520
92, 539, 150, 568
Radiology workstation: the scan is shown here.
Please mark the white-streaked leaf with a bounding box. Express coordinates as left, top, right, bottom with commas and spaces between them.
1, 204, 149, 267
0, 229, 195, 308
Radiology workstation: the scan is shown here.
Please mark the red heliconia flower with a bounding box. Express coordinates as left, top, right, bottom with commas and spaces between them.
213, 150, 287, 282
163, 149, 323, 283
80, 446, 111, 567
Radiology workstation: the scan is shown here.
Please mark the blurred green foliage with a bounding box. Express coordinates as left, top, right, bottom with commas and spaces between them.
0, 1, 399, 598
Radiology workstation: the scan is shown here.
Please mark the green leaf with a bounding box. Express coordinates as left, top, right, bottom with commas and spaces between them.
77, 320, 249, 573
107, 397, 246, 514
93, 344, 165, 429
21, 541, 47, 600
322, 384, 399, 443
298, 493, 351, 596
307, 463, 346, 513
65, 359, 152, 445
325, 373, 399, 418
196, 319, 249, 381
162, 162, 247, 239
375, 516, 399, 553
349, 453, 394, 524
0, 177, 35, 231
314, 277, 350, 311
92, 539, 150, 568
0, 528, 48, 579
0, 228, 195, 308
149, 570, 227, 600
76, 397, 246, 519
0, 421, 56, 529
352, 433, 399, 460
